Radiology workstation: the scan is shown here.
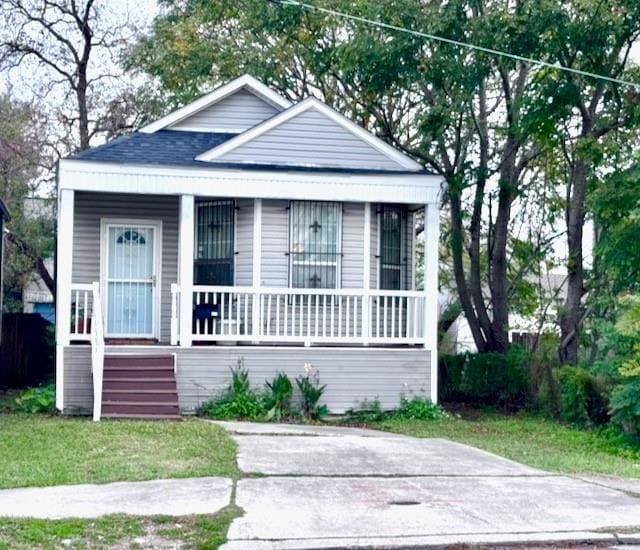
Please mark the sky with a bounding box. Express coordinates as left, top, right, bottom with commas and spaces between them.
2, 0, 637, 271
0, 0, 159, 98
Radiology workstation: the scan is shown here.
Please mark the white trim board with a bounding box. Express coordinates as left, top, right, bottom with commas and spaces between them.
140, 75, 291, 134
196, 97, 422, 171
59, 160, 442, 205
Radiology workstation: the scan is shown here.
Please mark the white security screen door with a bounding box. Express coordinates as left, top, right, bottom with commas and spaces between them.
104, 222, 159, 337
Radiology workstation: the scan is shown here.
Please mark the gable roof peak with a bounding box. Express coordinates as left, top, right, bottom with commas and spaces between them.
195, 93, 423, 171
139, 74, 291, 134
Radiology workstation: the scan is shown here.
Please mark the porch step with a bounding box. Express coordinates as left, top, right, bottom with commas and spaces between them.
100, 354, 180, 420
101, 413, 182, 420
103, 377, 178, 391
103, 389, 178, 402
105, 355, 174, 367
104, 366, 175, 379
102, 401, 180, 416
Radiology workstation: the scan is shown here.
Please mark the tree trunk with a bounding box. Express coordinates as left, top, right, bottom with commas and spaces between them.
449, 184, 489, 351
490, 165, 516, 353
559, 157, 588, 364
76, 72, 90, 150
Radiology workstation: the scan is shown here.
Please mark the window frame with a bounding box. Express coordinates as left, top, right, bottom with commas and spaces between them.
194, 199, 237, 286
378, 204, 411, 291
288, 200, 343, 289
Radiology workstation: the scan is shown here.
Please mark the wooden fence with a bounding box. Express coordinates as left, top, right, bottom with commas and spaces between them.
0, 313, 54, 388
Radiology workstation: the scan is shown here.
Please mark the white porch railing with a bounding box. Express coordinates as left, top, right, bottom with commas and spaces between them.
70, 283, 104, 421
172, 285, 426, 346
70, 283, 94, 340
90, 282, 105, 422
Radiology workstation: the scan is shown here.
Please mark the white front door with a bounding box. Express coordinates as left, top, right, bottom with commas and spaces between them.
102, 221, 161, 338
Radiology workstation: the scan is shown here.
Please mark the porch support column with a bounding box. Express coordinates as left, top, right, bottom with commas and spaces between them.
179, 194, 195, 347
362, 202, 371, 343
56, 188, 74, 411
252, 198, 262, 338
423, 201, 440, 403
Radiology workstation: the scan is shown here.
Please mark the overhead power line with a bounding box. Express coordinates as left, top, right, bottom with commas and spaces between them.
269, 0, 640, 90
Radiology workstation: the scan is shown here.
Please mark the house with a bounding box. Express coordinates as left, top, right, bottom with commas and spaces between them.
55, 75, 442, 420
0, 200, 9, 344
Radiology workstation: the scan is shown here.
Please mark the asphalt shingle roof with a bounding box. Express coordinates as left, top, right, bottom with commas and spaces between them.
71, 130, 235, 167
70, 129, 433, 175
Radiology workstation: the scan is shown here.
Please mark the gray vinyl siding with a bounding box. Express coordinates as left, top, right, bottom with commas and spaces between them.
61, 345, 431, 415
174, 347, 431, 413
63, 346, 92, 414
260, 200, 289, 286
169, 89, 279, 133
341, 203, 364, 289
217, 109, 405, 170
235, 199, 253, 286
72, 192, 179, 343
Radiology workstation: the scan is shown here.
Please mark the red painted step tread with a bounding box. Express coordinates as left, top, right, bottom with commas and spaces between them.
101, 413, 182, 420
104, 353, 173, 361
103, 377, 176, 382
102, 401, 179, 406
104, 389, 178, 394
104, 365, 174, 369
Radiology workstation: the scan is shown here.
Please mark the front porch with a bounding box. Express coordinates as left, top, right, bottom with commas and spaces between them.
62, 193, 436, 349
56, 185, 439, 416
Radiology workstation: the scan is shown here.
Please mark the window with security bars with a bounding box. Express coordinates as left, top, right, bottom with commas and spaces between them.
289, 201, 342, 289
194, 200, 235, 285
379, 205, 410, 290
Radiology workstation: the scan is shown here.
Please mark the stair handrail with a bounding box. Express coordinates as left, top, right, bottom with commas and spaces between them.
90, 281, 105, 422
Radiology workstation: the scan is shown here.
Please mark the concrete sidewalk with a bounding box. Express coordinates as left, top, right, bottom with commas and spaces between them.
215, 421, 640, 550
0, 477, 232, 519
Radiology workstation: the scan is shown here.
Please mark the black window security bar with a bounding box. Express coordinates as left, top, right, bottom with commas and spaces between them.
379, 204, 410, 290
289, 200, 342, 289
194, 200, 235, 285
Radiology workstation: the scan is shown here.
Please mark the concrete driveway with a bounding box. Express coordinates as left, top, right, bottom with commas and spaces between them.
217, 421, 640, 549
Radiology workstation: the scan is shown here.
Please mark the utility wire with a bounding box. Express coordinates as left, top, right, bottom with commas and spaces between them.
269, 0, 640, 90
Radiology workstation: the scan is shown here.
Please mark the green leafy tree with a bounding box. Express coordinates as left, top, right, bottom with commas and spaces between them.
0, 95, 54, 310
131, 0, 567, 353
529, 0, 640, 363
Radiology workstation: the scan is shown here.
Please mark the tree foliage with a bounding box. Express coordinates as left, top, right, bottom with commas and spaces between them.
132, 0, 583, 353
0, 0, 157, 152
0, 95, 54, 309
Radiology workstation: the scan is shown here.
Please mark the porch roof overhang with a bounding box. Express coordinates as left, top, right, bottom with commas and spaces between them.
58, 159, 443, 204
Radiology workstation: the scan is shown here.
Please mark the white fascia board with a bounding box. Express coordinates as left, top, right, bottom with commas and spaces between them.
58, 159, 442, 205
195, 97, 423, 171
139, 74, 292, 134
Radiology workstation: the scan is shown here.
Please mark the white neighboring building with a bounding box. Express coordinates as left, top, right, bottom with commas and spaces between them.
444, 271, 567, 353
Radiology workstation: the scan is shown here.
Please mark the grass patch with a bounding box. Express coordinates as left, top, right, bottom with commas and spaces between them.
0, 392, 19, 413
365, 409, 640, 478
0, 507, 242, 549
0, 415, 239, 489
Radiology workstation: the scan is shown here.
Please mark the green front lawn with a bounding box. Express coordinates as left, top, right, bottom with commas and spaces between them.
0, 415, 239, 489
0, 507, 241, 550
366, 409, 640, 478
